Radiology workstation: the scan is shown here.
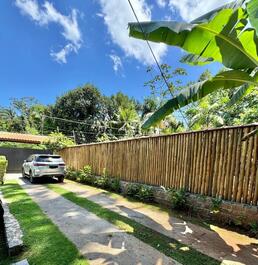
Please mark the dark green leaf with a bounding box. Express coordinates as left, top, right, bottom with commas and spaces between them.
247, 0, 258, 36
142, 70, 258, 129
129, 8, 258, 70
226, 84, 254, 107
180, 54, 214, 65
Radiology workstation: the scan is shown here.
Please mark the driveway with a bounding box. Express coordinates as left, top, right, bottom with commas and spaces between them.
10, 174, 179, 265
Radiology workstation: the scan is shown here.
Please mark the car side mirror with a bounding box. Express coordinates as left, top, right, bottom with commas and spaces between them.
24, 160, 27, 163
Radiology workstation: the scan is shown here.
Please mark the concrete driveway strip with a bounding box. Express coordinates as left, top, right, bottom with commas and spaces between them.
17, 178, 180, 265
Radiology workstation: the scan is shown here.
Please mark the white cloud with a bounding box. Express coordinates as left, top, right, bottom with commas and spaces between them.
50, 44, 77, 64
168, 0, 231, 22
15, 0, 82, 63
98, 0, 167, 65
156, 0, 166, 8
109, 54, 123, 73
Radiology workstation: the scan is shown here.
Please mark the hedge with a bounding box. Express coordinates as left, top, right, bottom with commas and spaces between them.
0, 156, 8, 185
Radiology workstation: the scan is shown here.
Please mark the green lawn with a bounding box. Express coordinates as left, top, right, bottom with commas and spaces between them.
48, 184, 220, 265
0, 181, 89, 265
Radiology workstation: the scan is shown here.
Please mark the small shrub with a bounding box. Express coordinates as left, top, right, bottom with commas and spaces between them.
108, 177, 121, 193
125, 183, 141, 197
79, 165, 95, 185
0, 156, 8, 185
65, 167, 78, 181
94, 176, 109, 188
249, 221, 258, 236
233, 214, 245, 226
136, 185, 154, 202
94, 168, 109, 189
210, 197, 222, 212
167, 188, 187, 210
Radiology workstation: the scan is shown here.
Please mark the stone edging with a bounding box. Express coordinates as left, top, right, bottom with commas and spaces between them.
119, 180, 258, 228
0, 191, 24, 256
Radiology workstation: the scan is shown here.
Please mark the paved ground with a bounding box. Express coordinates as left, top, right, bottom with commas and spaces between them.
15, 176, 179, 265
58, 180, 258, 265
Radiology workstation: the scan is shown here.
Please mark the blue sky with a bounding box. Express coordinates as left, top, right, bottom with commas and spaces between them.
0, 0, 229, 107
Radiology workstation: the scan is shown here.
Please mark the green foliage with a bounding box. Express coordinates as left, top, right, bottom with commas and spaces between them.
247, 0, 258, 35
0, 87, 143, 144
129, 1, 258, 129
0, 156, 8, 185
185, 71, 258, 130
65, 167, 79, 181
43, 132, 75, 152
0, 141, 46, 150
249, 221, 258, 236
142, 70, 257, 129
0, 182, 89, 265
108, 177, 121, 193
210, 197, 222, 212
94, 168, 109, 188
142, 64, 186, 133
167, 189, 187, 210
125, 183, 141, 197
94, 176, 109, 189
79, 165, 95, 185
0, 97, 50, 134
136, 185, 154, 202
125, 183, 154, 202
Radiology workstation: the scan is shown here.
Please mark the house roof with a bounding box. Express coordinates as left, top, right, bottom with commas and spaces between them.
0, 132, 48, 144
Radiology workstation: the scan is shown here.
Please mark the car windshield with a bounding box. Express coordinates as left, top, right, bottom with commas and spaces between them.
36, 155, 63, 163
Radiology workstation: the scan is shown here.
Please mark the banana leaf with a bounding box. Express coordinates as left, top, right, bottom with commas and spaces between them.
191, 0, 245, 23
180, 53, 214, 65
142, 70, 258, 129
226, 84, 254, 107
247, 0, 258, 35
129, 7, 258, 70
226, 70, 258, 106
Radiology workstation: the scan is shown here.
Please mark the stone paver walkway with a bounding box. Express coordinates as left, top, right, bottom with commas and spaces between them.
17, 177, 179, 265
59, 180, 258, 265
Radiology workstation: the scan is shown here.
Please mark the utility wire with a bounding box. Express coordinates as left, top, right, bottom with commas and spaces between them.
127, 0, 189, 128
41, 121, 133, 137
43, 114, 138, 131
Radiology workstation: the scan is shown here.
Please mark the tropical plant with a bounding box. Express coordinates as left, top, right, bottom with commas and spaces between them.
129, 0, 258, 128
108, 177, 121, 193
136, 185, 154, 202
43, 132, 75, 152
166, 188, 187, 210
65, 167, 78, 181
79, 165, 95, 184
210, 197, 223, 212
125, 183, 141, 197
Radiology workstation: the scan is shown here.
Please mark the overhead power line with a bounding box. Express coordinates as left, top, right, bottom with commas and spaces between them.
43, 114, 138, 131
127, 0, 189, 128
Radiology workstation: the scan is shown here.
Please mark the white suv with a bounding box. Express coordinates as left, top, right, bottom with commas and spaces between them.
22, 154, 66, 183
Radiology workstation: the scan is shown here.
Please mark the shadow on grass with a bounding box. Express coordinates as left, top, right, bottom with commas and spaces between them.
0, 182, 88, 265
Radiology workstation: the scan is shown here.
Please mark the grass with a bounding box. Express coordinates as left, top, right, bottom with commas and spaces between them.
48, 184, 220, 265
66, 179, 212, 231
0, 181, 89, 265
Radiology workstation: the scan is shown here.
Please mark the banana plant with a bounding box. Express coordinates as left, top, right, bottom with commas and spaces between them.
128, 0, 258, 129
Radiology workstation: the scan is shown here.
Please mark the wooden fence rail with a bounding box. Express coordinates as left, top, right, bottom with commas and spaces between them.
59, 124, 258, 205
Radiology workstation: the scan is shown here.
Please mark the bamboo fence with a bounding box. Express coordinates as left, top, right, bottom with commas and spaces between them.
59, 124, 258, 205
